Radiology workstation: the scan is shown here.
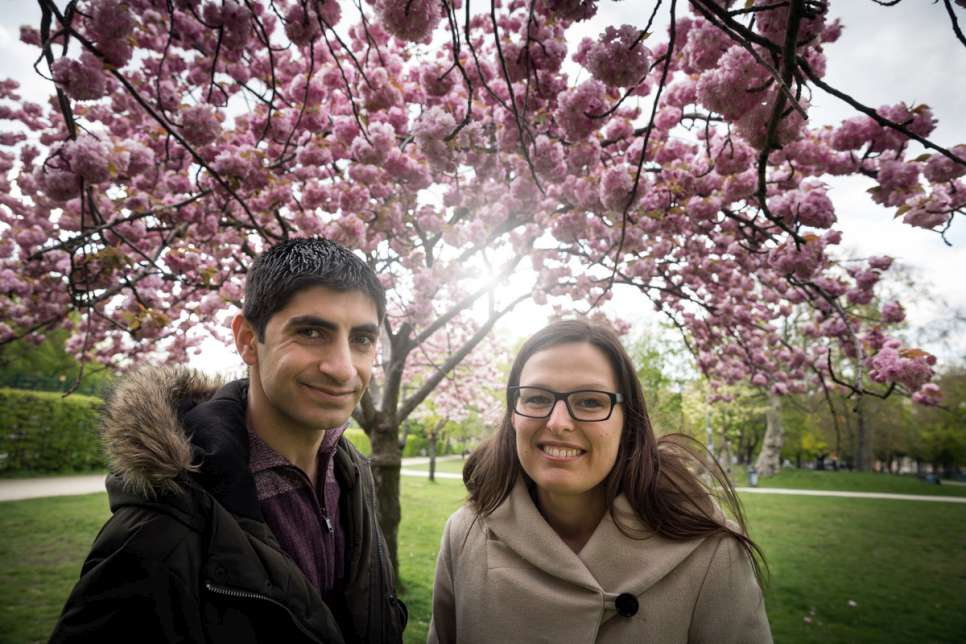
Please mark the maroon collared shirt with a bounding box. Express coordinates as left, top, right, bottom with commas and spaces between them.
248, 423, 347, 594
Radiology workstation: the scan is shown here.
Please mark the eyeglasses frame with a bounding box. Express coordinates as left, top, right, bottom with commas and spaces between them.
508, 385, 624, 422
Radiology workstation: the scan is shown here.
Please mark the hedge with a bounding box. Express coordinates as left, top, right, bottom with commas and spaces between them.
344, 427, 371, 457
0, 388, 105, 473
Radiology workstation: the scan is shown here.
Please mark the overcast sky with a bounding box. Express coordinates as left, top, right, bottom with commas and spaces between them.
1, 1, 964, 370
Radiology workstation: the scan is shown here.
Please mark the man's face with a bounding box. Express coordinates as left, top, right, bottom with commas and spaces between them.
236, 286, 380, 435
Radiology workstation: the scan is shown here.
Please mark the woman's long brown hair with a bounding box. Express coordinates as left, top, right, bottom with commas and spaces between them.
463, 319, 767, 585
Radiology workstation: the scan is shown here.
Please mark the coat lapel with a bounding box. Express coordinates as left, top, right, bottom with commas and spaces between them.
579, 495, 706, 595
485, 480, 602, 592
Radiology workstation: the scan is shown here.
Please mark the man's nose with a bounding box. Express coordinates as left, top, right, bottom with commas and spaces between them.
319, 337, 354, 383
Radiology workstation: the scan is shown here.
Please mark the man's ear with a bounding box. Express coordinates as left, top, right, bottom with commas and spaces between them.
231, 314, 259, 366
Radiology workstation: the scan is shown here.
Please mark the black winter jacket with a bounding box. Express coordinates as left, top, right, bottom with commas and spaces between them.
50, 367, 406, 643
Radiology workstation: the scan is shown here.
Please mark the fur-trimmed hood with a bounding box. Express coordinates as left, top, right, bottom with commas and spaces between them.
101, 366, 224, 499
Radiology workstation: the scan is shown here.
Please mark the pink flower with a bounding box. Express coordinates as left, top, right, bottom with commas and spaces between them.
362, 67, 402, 112
582, 25, 650, 88
533, 136, 567, 181
682, 18, 733, 73
51, 51, 107, 101
654, 106, 682, 131
115, 140, 155, 177
540, 0, 598, 21
555, 80, 607, 140
376, 0, 441, 43
420, 62, 456, 97
696, 46, 767, 120
180, 105, 220, 146
867, 256, 893, 271
880, 301, 905, 323
923, 145, 966, 183
768, 236, 825, 279
19, 26, 41, 46
64, 136, 112, 184
36, 165, 81, 202
735, 95, 808, 150
868, 343, 935, 392
831, 115, 877, 151
755, 0, 828, 43
90, 0, 135, 41
912, 383, 942, 405
284, 4, 322, 45
599, 165, 634, 211
710, 136, 754, 176
351, 122, 396, 165
874, 159, 920, 207
204, 0, 252, 50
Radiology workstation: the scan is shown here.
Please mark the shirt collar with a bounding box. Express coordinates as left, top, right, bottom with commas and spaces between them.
248, 421, 349, 474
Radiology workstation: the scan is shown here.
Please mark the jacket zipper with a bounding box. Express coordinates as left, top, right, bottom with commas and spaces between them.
204, 582, 322, 642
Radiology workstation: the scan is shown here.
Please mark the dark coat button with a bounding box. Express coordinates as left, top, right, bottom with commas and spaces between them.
615, 593, 639, 617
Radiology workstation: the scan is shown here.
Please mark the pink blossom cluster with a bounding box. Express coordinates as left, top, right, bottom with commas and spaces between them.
753, 0, 828, 45
180, 105, 221, 146
868, 341, 936, 394
768, 182, 836, 229
540, 0, 598, 22
555, 80, 607, 140
923, 145, 966, 183
576, 25, 650, 88
373, 0, 441, 43
880, 301, 905, 324
51, 52, 107, 101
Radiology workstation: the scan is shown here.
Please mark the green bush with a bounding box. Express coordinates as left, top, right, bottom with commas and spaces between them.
0, 388, 104, 473
402, 435, 429, 457
344, 427, 371, 457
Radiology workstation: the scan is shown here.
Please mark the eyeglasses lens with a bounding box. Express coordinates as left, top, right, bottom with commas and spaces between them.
514, 388, 613, 421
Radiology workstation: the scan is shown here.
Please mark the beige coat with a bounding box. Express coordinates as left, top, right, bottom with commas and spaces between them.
428, 480, 772, 644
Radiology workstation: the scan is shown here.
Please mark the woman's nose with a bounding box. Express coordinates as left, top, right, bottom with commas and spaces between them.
545, 399, 574, 432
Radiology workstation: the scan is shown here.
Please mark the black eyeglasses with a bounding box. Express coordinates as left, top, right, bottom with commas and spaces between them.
509, 386, 623, 422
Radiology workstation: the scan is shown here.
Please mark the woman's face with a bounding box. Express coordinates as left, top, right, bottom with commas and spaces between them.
513, 342, 624, 506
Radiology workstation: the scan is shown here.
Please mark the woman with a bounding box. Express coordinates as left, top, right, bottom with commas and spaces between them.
428, 320, 771, 643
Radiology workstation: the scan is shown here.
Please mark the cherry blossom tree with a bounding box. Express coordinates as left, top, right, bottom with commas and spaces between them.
1, 0, 965, 568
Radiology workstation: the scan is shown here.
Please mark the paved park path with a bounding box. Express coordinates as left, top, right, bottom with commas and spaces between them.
0, 455, 464, 502
3, 457, 965, 504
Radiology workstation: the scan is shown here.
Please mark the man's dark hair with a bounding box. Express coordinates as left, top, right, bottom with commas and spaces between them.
243, 237, 386, 340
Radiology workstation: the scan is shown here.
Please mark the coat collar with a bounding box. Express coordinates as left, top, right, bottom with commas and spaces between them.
486, 479, 707, 596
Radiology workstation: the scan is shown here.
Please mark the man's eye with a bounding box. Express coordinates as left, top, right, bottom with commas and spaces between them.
299, 328, 324, 339
353, 335, 375, 347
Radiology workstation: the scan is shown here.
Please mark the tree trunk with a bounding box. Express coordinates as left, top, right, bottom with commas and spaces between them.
427, 418, 446, 483
754, 393, 784, 477
717, 437, 733, 479
369, 419, 402, 581
855, 396, 872, 471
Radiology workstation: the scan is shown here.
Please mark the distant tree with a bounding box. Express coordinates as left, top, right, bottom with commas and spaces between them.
0, 327, 112, 396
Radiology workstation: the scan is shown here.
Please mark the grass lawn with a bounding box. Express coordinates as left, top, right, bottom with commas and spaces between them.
733, 467, 966, 497
2, 476, 964, 643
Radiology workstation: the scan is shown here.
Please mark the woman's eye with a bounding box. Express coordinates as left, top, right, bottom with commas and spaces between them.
524, 395, 552, 406
575, 396, 604, 408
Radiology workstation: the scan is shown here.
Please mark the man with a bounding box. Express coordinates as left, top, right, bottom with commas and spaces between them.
51, 238, 407, 643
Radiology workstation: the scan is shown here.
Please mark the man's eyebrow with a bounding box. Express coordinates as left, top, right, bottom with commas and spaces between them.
351, 323, 380, 336
284, 316, 379, 336
285, 315, 337, 331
